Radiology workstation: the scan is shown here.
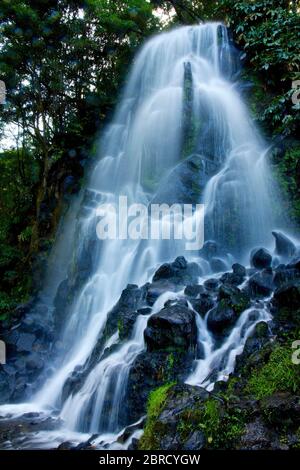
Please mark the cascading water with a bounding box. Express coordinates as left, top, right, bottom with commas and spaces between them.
0, 23, 285, 449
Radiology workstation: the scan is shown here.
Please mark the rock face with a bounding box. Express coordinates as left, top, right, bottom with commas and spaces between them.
0, 300, 54, 404
144, 302, 197, 352
251, 248, 272, 269
139, 384, 209, 450
151, 154, 219, 205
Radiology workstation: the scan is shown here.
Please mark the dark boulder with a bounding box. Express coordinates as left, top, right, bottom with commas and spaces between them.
247, 269, 274, 298
152, 257, 201, 286
203, 278, 219, 291
218, 284, 250, 314
184, 284, 205, 298
232, 263, 246, 278
220, 265, 245, 286
251, 248, 272, 269
272, 281, 300, 328
272, 231, 296, 258
207, 299, 238, 334
191, 293, 214, 317
144, 304, 197, 352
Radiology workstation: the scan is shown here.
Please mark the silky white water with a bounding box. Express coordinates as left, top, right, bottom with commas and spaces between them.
0, 23, 280, 448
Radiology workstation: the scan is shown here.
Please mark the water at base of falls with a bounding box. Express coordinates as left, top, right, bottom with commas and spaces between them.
0, 22, 295, 449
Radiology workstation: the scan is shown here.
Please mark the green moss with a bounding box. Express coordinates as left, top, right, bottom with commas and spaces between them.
246, 345, 300, 400
139, 382, 175, 450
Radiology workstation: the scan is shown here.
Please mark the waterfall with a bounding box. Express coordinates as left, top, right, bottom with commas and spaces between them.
0, 23, 281, 448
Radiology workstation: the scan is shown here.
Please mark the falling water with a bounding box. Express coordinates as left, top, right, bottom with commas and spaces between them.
0, 23, 281, 448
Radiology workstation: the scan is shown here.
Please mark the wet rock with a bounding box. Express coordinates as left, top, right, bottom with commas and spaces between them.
141, 384, 209, 450
273, 280, 300, 309
272, 231, 296, 258
127, 351, 194, 425
260, 392, 300, 426
247, 269, 273, 298
207, 300, 238, 334
25, 353, 45, 370
117, 418, 146, 444
220, 269, 244, 286
232, 263, 246, 278
210, 257, 227, 273
218, 284, 250, 314
191, 293, 214, 317
144, 304, 197, 352
203, 278, 219, 291
182, 430, 205, 450
272, 281, 300, 328
251, 248, 272, 269
152, 257, 201, 286
273, 265, 300, 288
184, 284, 205, 298
16, 333, 36, 352
239, 418, 274, 450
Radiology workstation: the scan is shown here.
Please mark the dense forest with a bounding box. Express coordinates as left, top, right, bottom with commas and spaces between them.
0, 0, 299, 320
0, 0, 300, 453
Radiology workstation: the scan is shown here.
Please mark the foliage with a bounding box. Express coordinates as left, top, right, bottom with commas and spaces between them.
273, 143, 300, 225
212, 0, 300, 136
0, 0, 159, 318
139, 382, 175, 449
0, 149, 38, 317
246, 345, 300, 400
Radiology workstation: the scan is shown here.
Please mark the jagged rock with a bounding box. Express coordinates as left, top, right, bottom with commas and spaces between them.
144, 303, 197, 352
272, 231, 296, 258
250, 248, 272, 269
247, 269, 273, 297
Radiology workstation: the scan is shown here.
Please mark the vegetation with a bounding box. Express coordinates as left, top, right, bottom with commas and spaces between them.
139, 382, 175, 450
246, 344, 300, 400
0, 0, 159, 319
